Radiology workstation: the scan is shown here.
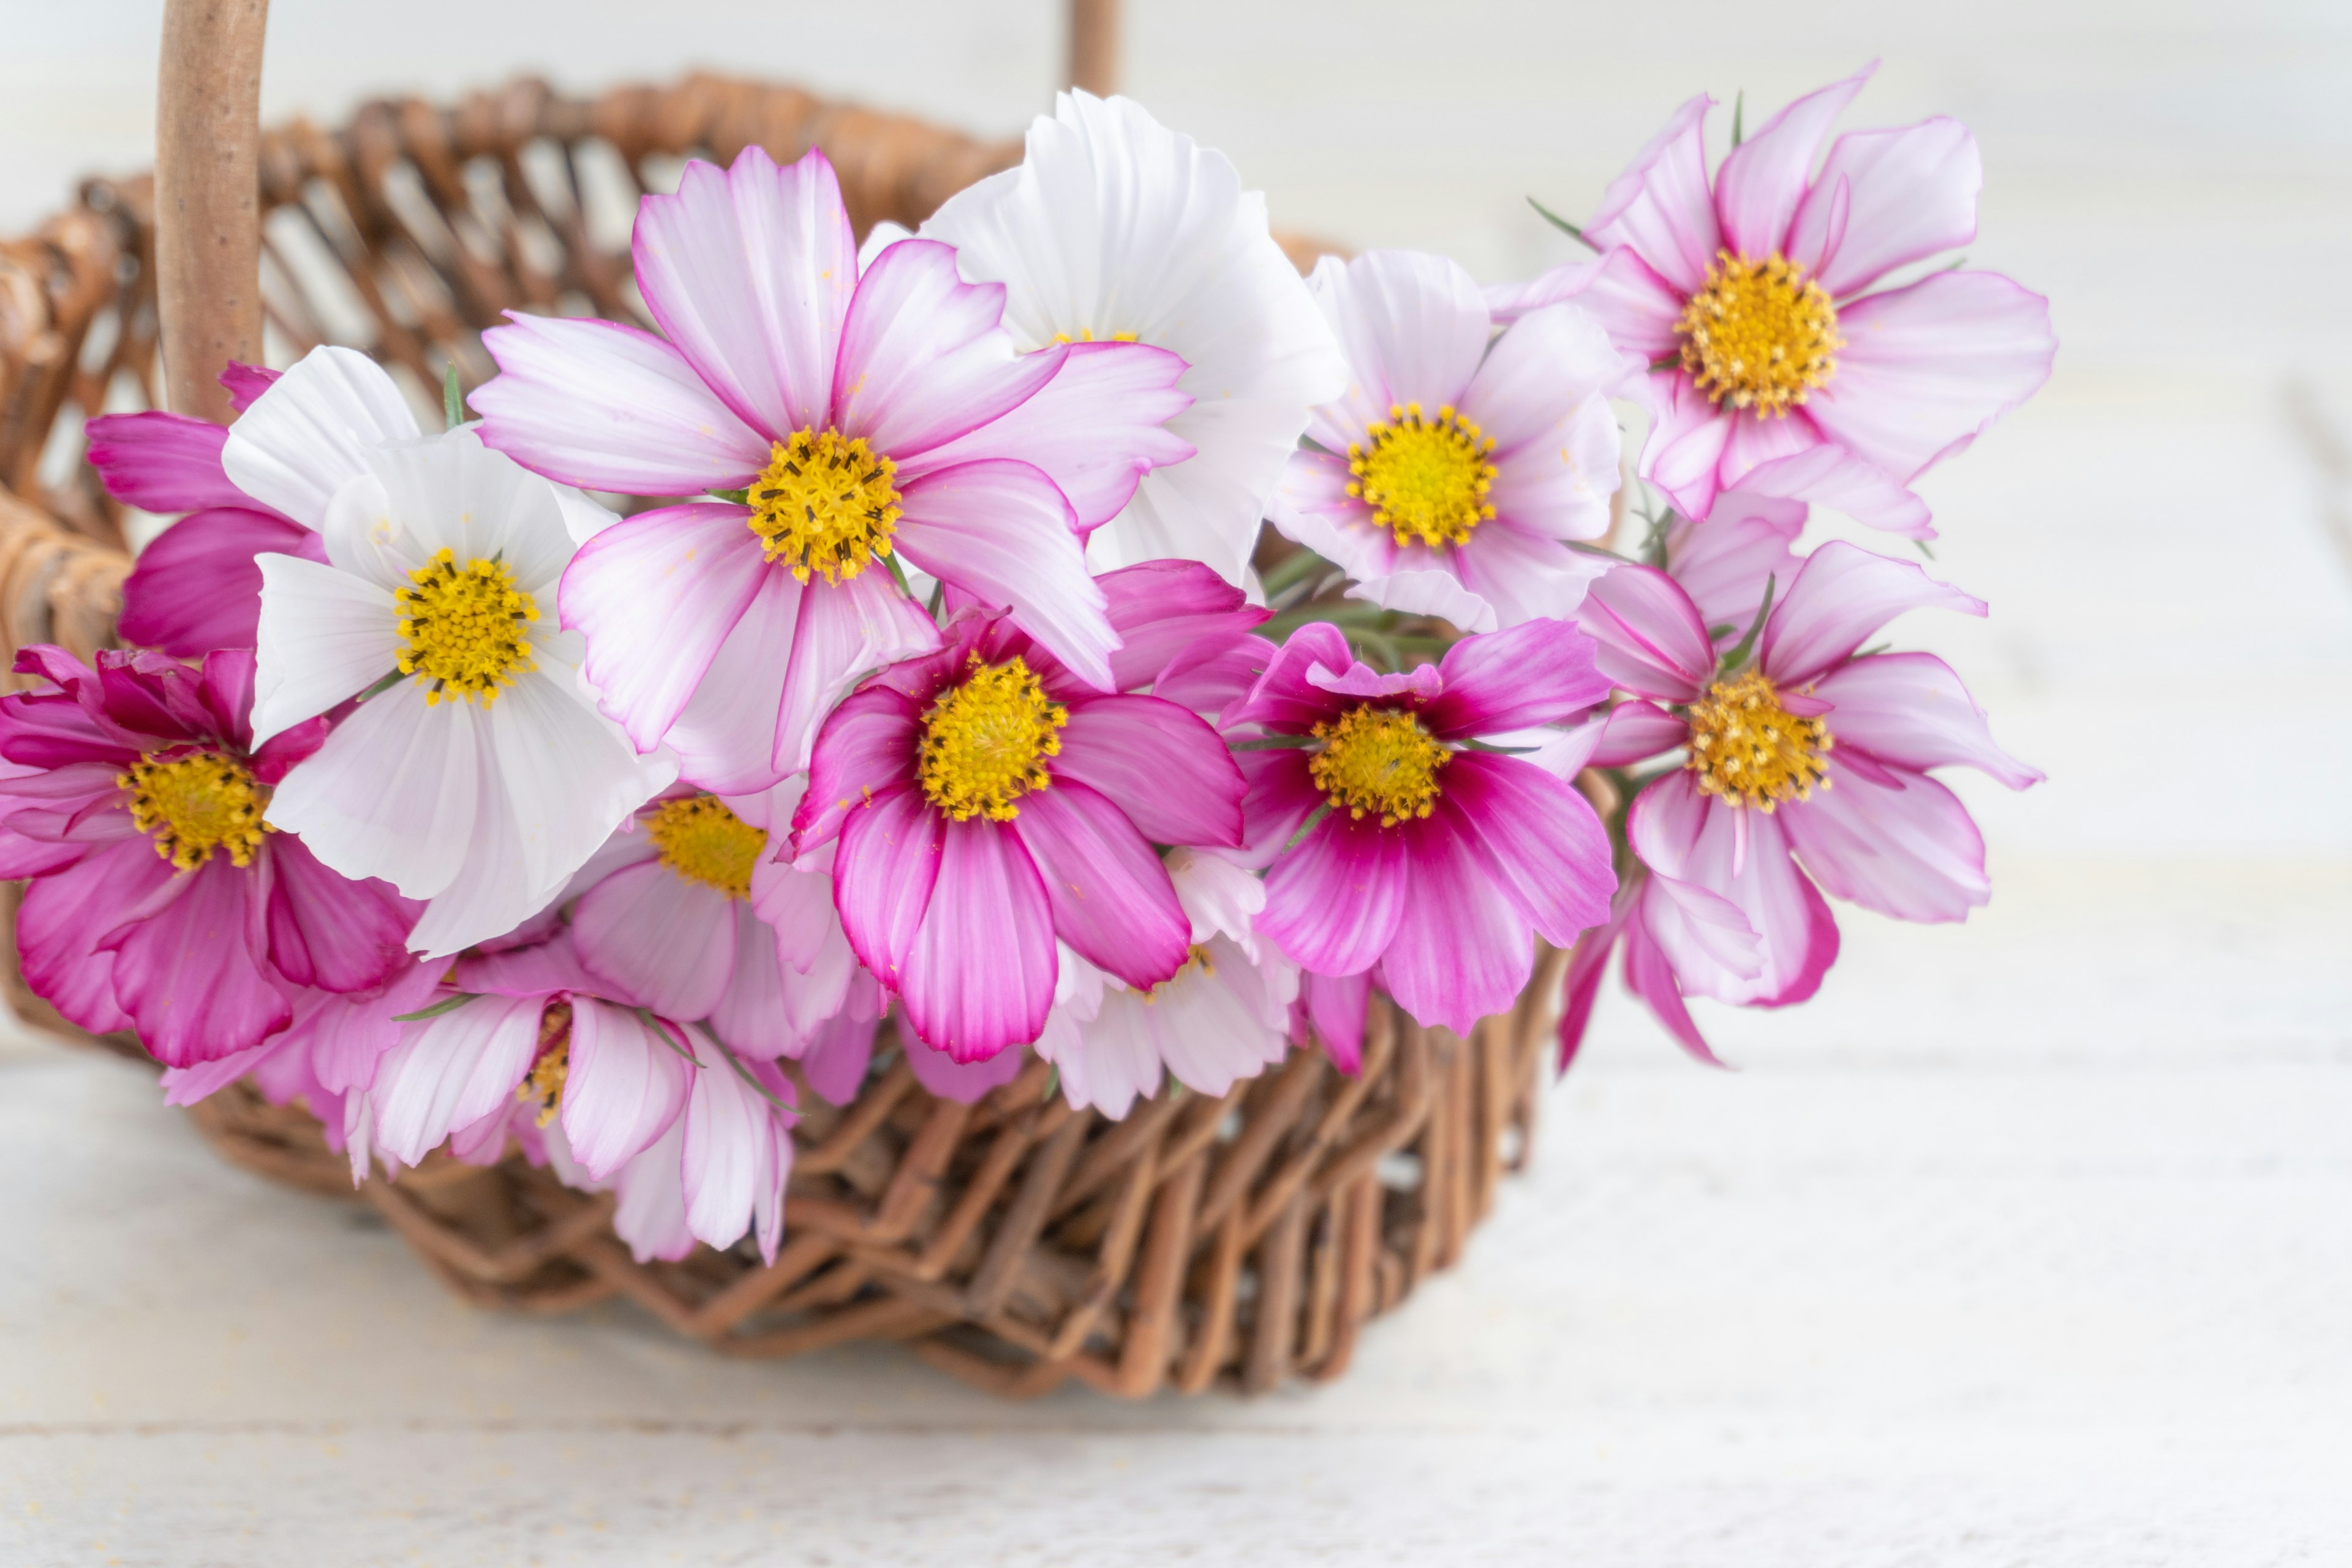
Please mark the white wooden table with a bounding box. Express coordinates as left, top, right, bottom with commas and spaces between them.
4, 3, 2350, 1562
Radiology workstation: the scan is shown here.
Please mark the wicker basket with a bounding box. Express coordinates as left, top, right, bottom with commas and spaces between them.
0, 24, 1570, 1397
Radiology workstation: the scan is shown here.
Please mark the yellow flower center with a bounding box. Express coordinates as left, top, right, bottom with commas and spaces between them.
1308, 705, 1450, 827
647, 794, 766, 900
916, 654, 1068, 823
1684, 669, 1833, 811
119, 749, 272, 871
1346, 402, 1498, 548
515, 1005, 572, 1129
1675, 251, 1844, 417
394, 548, 538, 707
748, 428, 902, 584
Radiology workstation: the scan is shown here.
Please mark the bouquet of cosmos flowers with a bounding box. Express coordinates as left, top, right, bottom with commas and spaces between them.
4, 70, 2051, 1264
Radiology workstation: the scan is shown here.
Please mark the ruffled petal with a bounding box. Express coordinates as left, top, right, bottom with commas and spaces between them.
631, 145, 855, 440
1760, 540, 1985, 687
221, 345, 420, 530
1643, 372, 1735, 521
559, 503, 770, 753
1628, 772, 1837, 1006
120, 509, 322, 657
473, 312, 770, 493
1466, 305, 1629, 533
1378, 801, 1537, 1035
773, 567, 941, 779
1621, 895, 1725, 1066
1485, 247, 1685, 359
1586, 93, 1721, 296
1805, 271, 2056, 483
894, 459, 1115, 690
793, 685, 924, 856
1589, 698, 1689, 767
1723, 442, 1931, 540
1090, 560, 1268, 695
1052, 695, 1245, 848
1789, 119, 1981, 298
1813, 652, 2041, 789
1667, 491, 1806, 637
1008, 780, 1191, 992
264, 834, 415, 993
15, 838, 162, 1036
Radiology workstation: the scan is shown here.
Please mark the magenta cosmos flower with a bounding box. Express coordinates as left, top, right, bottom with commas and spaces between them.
83, 363, 329, 654
1272, 249, 1633, 630
0, 647, 413, 1065
472, 145, 1197, 793
1569, 532, 2041, 1058
1230, 618, 1617, 1039
791, 562, 1261, 1061
1493, 64, 2056, 532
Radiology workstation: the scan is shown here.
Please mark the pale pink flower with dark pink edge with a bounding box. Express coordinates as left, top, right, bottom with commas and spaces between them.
1566, 535, 2041, 1062
1492, 64, 2055, 534
565, 778, 860, 1063
470, 144, 1197, 794
791, 563, 1259, 1063
1270, 249, 1633, 632
84, 363, 331, 655
0, 646, 415, 1066
1232, 618, 1616, 1046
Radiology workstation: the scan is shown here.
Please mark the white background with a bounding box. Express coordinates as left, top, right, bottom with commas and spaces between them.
3, 1, 2350, 1562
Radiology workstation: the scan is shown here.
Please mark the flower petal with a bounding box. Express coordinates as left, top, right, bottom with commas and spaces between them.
248, 553, 397, 746
1300, 968, 1371, 1074
263, 679, 480, 903
1008, 780, 1191, 992
1621, 897, 1726, 1066
121, 509, 323, 656
371, 993, 544, 1166
1053, 695, 1245, 848
1302, 250, 1489, 450
1628, 772, 1838, 1006
900, 817, 1058, 1060
1441, 752, 1616, 948
559, 503, 769, 753
1713, 65, 1874, 260
481, 665, 674, 911
894, 459, 1115, 690
1588, 93, 1720, 296
84, 410, 254, 514
679, 1038, 794, 1262
221, 345, 420, 530
794, 685, 924, 856
1760, 540, 1985, 687
572, 858, 741, 1019
1090, 560, 1268, 694
1789, 119, 1981, 298
1590, 698, 1689, 767
561, 998, 692, 1182
831, 785, 944, 986
1726, 442, 1932, 540
100, 854, 289, 1065
1377, 804, 1535, 1035
1783, 759, 1992, 923
897, 340, 1193, 532
474, 312, 770, 494
1813, 652, 2041, 789
631, 145, 856, 440
1485, 247, 1685, 359
774, 567, 942, 779
1423, 618, 1611, 738
1576, 562, 1714, 703
264, 834, 415, 993
1805, 270, 2056, 483
834, 238, 1057, 459
1260, 812, 1410, 978
905, 1033, 1027, 1102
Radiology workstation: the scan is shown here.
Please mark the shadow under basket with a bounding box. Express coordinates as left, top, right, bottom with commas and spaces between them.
0, 73, 1558, 1398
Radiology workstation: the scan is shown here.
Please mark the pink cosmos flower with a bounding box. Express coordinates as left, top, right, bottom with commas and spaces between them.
1231, 618, 1617, 1044
83, 363, 328, 654
790, 562, 1261, 1062
565, 778, 859, 1062
0, 646, 414, 1066
471, 145, 1198, 793
1568, 527, 2042, 1060
1272, 250, 1633, 630
1492, 64, 2056, 533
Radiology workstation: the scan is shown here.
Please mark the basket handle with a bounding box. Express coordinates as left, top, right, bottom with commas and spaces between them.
154, 0, 270, 424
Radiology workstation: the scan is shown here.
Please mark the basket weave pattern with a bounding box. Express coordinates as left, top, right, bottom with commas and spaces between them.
0, 76, 1557, 1396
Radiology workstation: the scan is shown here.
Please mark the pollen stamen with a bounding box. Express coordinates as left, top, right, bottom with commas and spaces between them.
916, 655, 1067, 822
1684, 668, 1833, 811
1308, 705, 1450, 827
1675, 251, 1843, 417
747, 428, 902, 584
119, 749, 271, 871
394, 548, 538, 706
1346, 402, 1498, 548
647, 795, 766, 900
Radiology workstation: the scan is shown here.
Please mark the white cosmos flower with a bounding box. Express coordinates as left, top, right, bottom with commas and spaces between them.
921, 90, 1347, 590
246, 353, 674, 957
1035, 849, 1300, 1119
